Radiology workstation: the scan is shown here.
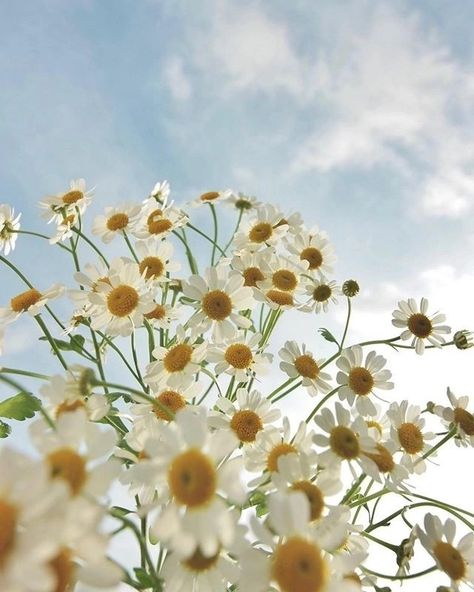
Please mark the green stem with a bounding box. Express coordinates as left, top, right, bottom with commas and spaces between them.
267, 377, 295, 400
172, 229, 198, 274
361, 565, 437, 581
222, 209, 243, 255
0, 368, 49, 380
209, 203, 219, 265
35, 314, 68, 370
71, 228, 109, 268
272, 380, 302, 403
123, 232, 139, 263
339, 297, 351, 351
13, 229, 72, 252
341, 473, 366, 504
186, 222, 227, 257
304, 386, 340, 423
92, 380, 174, 419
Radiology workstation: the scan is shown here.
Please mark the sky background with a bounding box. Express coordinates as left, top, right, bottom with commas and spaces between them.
1, 1, 474, 591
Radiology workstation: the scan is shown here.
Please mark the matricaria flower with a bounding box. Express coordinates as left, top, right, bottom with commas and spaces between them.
40, 178, 93, 223
279, 341, 332, 396
336, 346, 394, 416
92, 203, 141, 243
134, 200, 188, 239
392, 297, 451, 355
302, 276, 340, 313
192, 189, 233, 207
434, 388, 474, 447
207, 332, 272, 381
134, 238, 180, 283
233, 205, 288, 252
226, 192, 261, 212
149, 180, 171, 203
0, 283, 64, 325
0, 204, 21, 255
286, 227, 336, 277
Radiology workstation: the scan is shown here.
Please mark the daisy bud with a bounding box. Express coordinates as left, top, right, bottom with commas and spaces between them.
426, 401, 436, 413
436, 587, 453, 592
453, 330, 474, 350
342, 279, 360, 297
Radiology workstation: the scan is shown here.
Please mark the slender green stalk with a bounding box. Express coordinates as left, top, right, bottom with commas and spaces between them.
92, 380, 174, 419
172, 229, 198, 274
222, 209, 243, 255
267, 377, 295, 400
304, 386, 340, 423
361, 565, 437, 581
71, 228, 109, 267
35, 314, 68, 370
13, 229, 72, 252
209, 203, 219, 265
186, 222, 227, 257
272, 380, 302, 403
0, 368, 49, 380
339, 297, 351, 350
123, 232, 139, 263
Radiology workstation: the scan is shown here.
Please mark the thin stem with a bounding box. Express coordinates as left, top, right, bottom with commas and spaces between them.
71, 228, 109, 268
361, 565, 437, 581
209, 203, 219, 265
186, 222, 227, 257
0, 368, 49, 380
272, 380, 302, 403
13, 229, 72, 252
304, 386, 340, 423
35, 314, 68, 370
267, 377, 295, 400
222, 209, 243, 255
172, 229, 198, 274
339, 297, 351, 351
123, 231, 139, 263
92, 380, 174, 419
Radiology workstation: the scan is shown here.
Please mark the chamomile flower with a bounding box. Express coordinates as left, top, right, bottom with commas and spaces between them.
207, 332, 272, 381
286, 227, 336, 277
336, 346, 394, 416
434, 388, 474, 447
182, 265, 255, 341
149, 407, 245, 558
133, 200, 188, 239
131, 382, 201, 427
209, 388, 281, 445
0, 204, 21, 255
134, 238, 180, 283
363, 404, 391, 441
279, 341, 332, 396
226, 192, 261, 212
69, 259, 114, 313
143, 300, 180, 329
92, 203, 141, 243
361, 439, 411, 491
392, 297, 451, 355
417, 514, 474, 591
49, 210, 78, 244
40, 178, 93, 223
191, 189, 233, 207
145, 325, 207, 390
88, 260, 155, 336
387, 401, 435, 474
149, 180, 171, 203
233, 204, 289, 253
256, 254, 309, 300
230, 247, 272, 289
302, 277, 340, 313
0, 283, 64, 325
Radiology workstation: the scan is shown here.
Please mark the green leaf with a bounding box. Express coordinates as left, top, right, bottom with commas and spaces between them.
318, 327, 338, 345
0, 392, 42, 421
0, 420, 11, 438
133, 568, 155, 589
111, 506, 132, 517
69, 335, 85, 353
39, 335, 85, 352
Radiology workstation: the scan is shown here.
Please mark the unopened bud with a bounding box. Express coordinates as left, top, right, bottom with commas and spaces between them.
342, 279, 360, 297
453, 330, 474, 350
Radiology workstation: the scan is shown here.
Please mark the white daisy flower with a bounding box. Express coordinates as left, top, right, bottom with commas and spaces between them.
360, 439, 411, 491
40, 178, 93, 223
134, 238, 180, 283
133, 200, 188, 239
434, 387, 474, 447
362, 404, 391, 442
209, 388, 281, 445
207, 332, 272, 381
286, 226, 336, 277
49, 210, 78, 244
148, 179, 171, 203
417, 514, 474, 591
69, 259, 114, 313
0, 283, 64, 326
145, 325, 207, 390
387, 400, 436, 474
182, 265, 255, 341
302, 276, 341, 313
225, 192, 261, 212
336, 346, 394, 416
132, 382, 201, 427
256, 254, 309, 300
143, 299, 180, 329
230, 247, 273, 290
88, 260, 155, 336
392, 297, 451, 355
275, 209, 305, 235
0, 204, 21, 255
233, 204, 289, 253
92, 203, 141, 243
191, 189, 233, 207
149, 407, 245, 558
279, 341, 332, 396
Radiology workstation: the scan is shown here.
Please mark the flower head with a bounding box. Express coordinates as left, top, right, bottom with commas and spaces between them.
0, 204, 21, 255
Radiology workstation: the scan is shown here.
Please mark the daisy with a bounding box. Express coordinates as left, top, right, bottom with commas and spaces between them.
191, 189, 233, 207
387, 400, 435, 473
0, 283, 64, 325
133, 200, 188, 239
233, 204, 289, 253
279, 341, 332, 396
88, 260, 155, 336
209, 388, 281, 445
361, 439, 411, 491
256, 254, 309, 301
434, 388, 474, 447
274, 209, 305, 235
286, 226, 336, 277
148, 179, 171, 203
49, 210, 78, 244
230, 248, 272, 288
362, 404, 391, 442
134, 238, 180, 283
145, 325, 207, 390
182, 265, 255, 341
131, 382, 201, 426
143, 299, 180, 329
336, 346, 394, 416
302, 276, 340, 313
149, 407, 245, 558
40, 178, 93, 223
391, 297, 451, 355
0, 204, 21, 255
92, 203, 141, 243
226, 192, 261, 212
417, 514, 474, 591
69, 259, 114, 313
207, 332, 272, 381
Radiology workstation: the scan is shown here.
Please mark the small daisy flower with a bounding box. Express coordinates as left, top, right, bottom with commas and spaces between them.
149, 407, 245, 558
182, 265, 255, 341
361, 439, 411, 491
434, 388, 474, 447
256, 254, 309, 300
233, 204, 289, 253
145, 325, 207, 390
226, 192, 261, 212
336, 346, 394, 416
69, 259, 113, 312
387, 400, 436, 474
131, 382, 201, 427
279, 341, 332, 396
207, 332, 272, 381
49, 210, 78, 244
396, 527, 418, 577
148, 180, 171, 203
134, 238, 180, 283
88, 260, 155, 336
0, 283, 64, 325
302, 276, 340, 313
209, 388, 281, 445
417, 514, 474, 591
191, 189, 233, 207
92, 203, 141, 243
40, 178, 93, 223
230, 248, 272, 288
363, 404, 391, 441
0, 204, 21, 255
133, 200, 188, 239
392, 297, 451, 355
274, 209, 305, 235
286, 227, 336, 277
143, 299, 180, 329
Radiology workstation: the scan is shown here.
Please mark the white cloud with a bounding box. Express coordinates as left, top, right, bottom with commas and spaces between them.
163, 55, 193, 101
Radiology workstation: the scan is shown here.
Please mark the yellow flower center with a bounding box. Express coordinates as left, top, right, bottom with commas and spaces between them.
147, 209, 172, 235
243, 266, 265, 287
0, 499, 17, 566
234, 198, 253, 210
139, 256, 164, 280
300, 247, 322, 270
163, 344, 193, 373
202, 290, 232, 320
10, 288, 42, 312
106, 213, 129, 231
183, 547, 220, 572
348, 367, 374, 396
398, 422, 424, 454
145, 304, 167, 321
200, 191, 220, 202
47, 448, 87, 495
407, 313, 432, 338
364, 443, 394, 473
168, 449, 216, 507
433, 541, 466, 581
291, 481, 324, 522
266, 290, 293, 307
249, 222, 273, 243
312, 285, 331, 302
294, 355, 319, 379
230, 410, 263, 443
106, 285, 139, 317
273, 270, 297, 291
329, 426, 360, 459
62, 190, 83, 205
224, 344, 253, 369
454, 407, 474, 436
154, 390, 186, 421
267, 443, 297, 472
50, 548, 74, 592
272, 537, 327, 592
55, 399, 85, 418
